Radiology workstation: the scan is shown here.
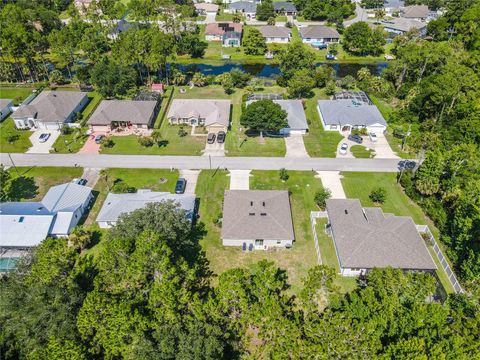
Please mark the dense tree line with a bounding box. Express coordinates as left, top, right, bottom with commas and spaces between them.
1, 202, 479, 359
294, 0, 355, 22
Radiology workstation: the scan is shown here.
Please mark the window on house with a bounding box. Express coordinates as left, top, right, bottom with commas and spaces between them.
331, 125, 337, 129
276, 240, 281, 244
255, 239, 264, 246
19, 216, 25, 223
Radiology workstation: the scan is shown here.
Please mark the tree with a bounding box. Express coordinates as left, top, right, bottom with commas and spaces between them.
191, 72, 207, 87
338, 74, 356, 89
287, 69, 316, 98
241, 100, 288, 136
0, 165, 12, 201
361, 0, 385, 8
325, 80, 336, 95
216, 73, 235, 94
314, 188, 332, 210
315, 64, 336, 87
279, 168, 289, 181
301, 0, 355, 21
369, 187, 387, 203
90, 60, 137, 98
242, 27, 267, 55
178, 32, 208, 58
49, 70, 65, 86
256, 0, 275, 21
278, 41, 316, 82
342, 21, 385, 56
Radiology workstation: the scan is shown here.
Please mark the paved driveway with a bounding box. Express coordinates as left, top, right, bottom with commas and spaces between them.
285, 134, 309, 157
336, 138, 355, 158
316, 171, 346, 199
229, 170, 251, 190
203, 141, 225, 157
27, 130, 60, 154
179, 170, 200, 194
81, 168, 101, 188
79, 133, 106, 154
371, 134, 399, 159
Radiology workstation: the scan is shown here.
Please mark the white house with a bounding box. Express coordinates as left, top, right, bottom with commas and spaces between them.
325, 199, 437, 276
225, 1, 256, 19
0, 99, 13, 122
11, 91, 88, 130
0, 182, 93, 248
194, 3, 219, 15
221, 190, 295, 250
299, 26, 340, 45
258, 26, 291, 43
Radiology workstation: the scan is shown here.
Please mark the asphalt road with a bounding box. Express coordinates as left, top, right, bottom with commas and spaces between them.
1, 153, 409, 172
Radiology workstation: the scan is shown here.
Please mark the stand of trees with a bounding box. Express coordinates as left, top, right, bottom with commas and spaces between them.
295, 0, 355, 22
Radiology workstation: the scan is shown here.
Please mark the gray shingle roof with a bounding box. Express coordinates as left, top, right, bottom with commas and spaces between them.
222, 190, 294, 240
401, 5, 429, 18
299, 26, 340, 40
12, 91, 87, 124
246, 99, 308, 131
317, 99, 387, 127
326, 199, 437, 270
228, 1, 256, 12
273, 2, 296, 12
96, 190, 196, 223
87, 100, 157, 126
0, 99, 13, 109
167, 99, 231, 127
381, 18, 426, 33
258, 26, 291, 38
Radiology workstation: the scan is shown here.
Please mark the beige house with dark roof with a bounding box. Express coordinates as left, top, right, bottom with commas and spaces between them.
12, 91, 88, 130
258, 26, 292, 43
325, 199, 437, 276
221, 190, 294, 250
87, 100, 159, 132
167, 99, 231, 133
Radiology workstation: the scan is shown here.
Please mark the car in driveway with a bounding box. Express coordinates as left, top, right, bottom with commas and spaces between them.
207, 133, 216, 144
175, 178, 187, 194
348, 134, 363, 144
217, 131, 226, 144
368, 132, 378, 142
72, 178, 88, 186
38, 133, 51, 143
94, 135, 105, 144
339, 143, 348, 155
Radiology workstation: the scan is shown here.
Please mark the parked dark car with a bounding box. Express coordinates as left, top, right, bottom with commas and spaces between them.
316, 43, 328, 50
95, 135, 105, 144
175, 178, 187, 194
39, 133, 50, 143
207, 133, 216, 144
348, 134, 363, 144
217, 131, 226, 143
399, 160, 416, 170
326, 53, 335, 60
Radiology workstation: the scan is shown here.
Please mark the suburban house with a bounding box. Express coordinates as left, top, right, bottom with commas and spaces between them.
74, 0, 93, 13
273, 2, 297, 15
258, 26, 291, 43
194, 3, 219, 15
167, 99, 231, 133
205, 23, 243, 47
381, 18, 427, 37
96, 190, 196, 228
325, 199, 437, 276
11, 91, 88, 130
246, 98, 308, 135
108, 19, 138, 40
299, 26, 340, 45
87, 100, 159, 132
221, 190, 295, 250
225, 1, 256, 19
223, 0, 261, 4
0, 99, 13, 122
0, 182, 93, 248
400, 5, 429, 21
317, 94, 387, 134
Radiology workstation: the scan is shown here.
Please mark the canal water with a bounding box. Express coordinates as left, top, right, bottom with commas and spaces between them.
176, 62, 389, 78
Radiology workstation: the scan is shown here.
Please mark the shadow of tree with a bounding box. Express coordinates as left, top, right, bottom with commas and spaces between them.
9, 176, 38, 200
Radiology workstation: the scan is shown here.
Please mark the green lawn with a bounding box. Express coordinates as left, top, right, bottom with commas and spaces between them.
173, 85, 231, 99
153, 87, 174, 128
0, 87, 34, 105
225, 90, 286, 157
303, 89, 343, 157
313, 42, 395, 63
385, 131, 416, 159
0, 118, 32, 153
8, 166, 83, 201
197, 170, 323, 293
351, 145, 375, 158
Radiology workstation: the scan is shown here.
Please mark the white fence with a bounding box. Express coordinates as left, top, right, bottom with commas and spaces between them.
310, 211, 328, 265
417, 225, 463, 294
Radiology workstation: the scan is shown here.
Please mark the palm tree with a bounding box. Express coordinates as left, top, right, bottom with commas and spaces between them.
173, 71, 186, 86
191, 72, 207, 87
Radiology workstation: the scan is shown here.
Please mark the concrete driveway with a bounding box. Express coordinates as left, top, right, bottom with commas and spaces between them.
371, 134, 399, 159
316, 171, 346, 199
179, 170, 200, 194
336, 138, 355, 158
27, 130, 60, 154
203, 140, 225, 157
80, 168, 101, 188
229, 170, 251, 190
285, 134, 309, 157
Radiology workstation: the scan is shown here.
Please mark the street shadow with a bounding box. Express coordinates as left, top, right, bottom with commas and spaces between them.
9, 176, 38, 200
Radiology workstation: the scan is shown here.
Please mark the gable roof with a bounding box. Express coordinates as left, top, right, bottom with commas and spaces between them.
12, 91, 87, 124
222, 190, 294, 240
194, 3, 219, 12
273, 2, 297, 12
41, 182, 92, 213
381, 18, 427, 33
326, 199, 436, 270
299, 25, 340, 39
228, 1, 256, 12
167, 99, 231, 127
258, 26, 291, 38
246, 98, 308, 130
317, 99, 387, 127
205, 22, 242, 36
87, 100, 157, 126
401, 5, 429, 18
96, 190, 196, 223
0, 99, 13, 109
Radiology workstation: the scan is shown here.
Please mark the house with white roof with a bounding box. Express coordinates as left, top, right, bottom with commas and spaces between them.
0, 182, 93, 248
96, 190, 196, 228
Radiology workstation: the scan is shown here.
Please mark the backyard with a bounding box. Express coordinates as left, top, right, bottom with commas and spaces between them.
0, 86, 35, 105
196, 169, 323, 294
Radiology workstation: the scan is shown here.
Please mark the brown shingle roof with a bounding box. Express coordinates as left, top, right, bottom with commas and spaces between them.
299, 26, 340, 40
205, 22, 242, 36
167, 99, 231, 127
87, 100, 157, 126
258, 26, 291, 38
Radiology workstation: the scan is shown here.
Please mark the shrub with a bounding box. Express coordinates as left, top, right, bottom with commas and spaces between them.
178, 127, 188, 137
326, 81, 336, 95
279, 168, 289, 181
314, 188, 332, 210
112, 180, 137, 194
60, 126, 73, 135
138, 136, 154, 147
6, 134, 19, 144
369, 187, 387, 204
101, 138, 115, 148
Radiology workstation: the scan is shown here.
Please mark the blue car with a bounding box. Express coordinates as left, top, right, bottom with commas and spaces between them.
326, 53, 336, 60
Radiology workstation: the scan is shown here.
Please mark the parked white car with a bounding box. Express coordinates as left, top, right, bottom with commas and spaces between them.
369, 132, 378, 142
38, 133, 50, 143
339, 142, 348, 155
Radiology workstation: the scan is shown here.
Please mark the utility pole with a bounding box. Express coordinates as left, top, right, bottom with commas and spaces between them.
209, 154, 212, 170
7, 153, 19, 176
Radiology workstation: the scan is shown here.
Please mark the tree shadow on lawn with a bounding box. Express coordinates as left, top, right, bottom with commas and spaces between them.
9, 176, 38, 200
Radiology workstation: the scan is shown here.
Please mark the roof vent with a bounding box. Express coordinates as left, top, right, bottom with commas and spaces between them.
249, 212, 255, 216
344, 209, 348, 215
37, 207, 44, 211
19, 216, 25, 223
260, 213, 267, 216
262, 202, 265, 207
250, 201, 253, 206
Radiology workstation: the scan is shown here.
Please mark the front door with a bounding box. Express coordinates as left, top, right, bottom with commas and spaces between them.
255, 239, 264, 250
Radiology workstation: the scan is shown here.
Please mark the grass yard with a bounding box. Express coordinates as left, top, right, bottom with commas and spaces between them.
196, 170, 323, 294
0, 87, 35, 105
0, 118, 32, 153
313, 42, 395, 63
225, 90, 286, 157
173, 85, 231, 99
303, 89, 343, 157
8, 166, 83, 201
385, 131, 416, 159
351, 145, 375, 158
153, 87, 174, 128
